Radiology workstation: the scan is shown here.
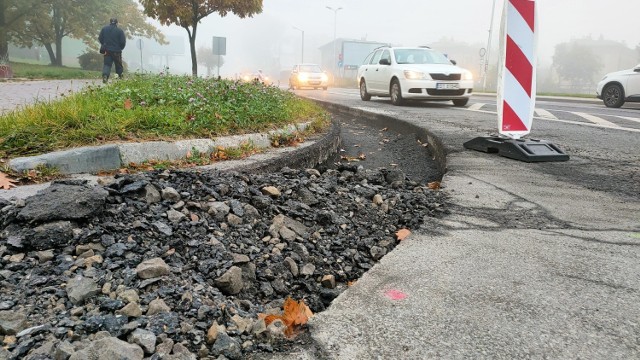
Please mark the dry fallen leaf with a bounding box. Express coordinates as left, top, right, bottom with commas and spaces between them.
260, 297, 313, 338
381, 127, 388, 131
124, 98, 132, 110
0, 171, 18, 190
396, 228, 411, 241
428, 181, 441, 190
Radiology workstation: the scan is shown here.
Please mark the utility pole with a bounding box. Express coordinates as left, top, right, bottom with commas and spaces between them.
293, 26, 304, 63
483, 0, 498, 91
326, 6, 343, 79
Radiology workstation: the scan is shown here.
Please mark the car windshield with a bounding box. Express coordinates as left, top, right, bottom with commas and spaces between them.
299, 65, 323, 73
394, 49, 451, 65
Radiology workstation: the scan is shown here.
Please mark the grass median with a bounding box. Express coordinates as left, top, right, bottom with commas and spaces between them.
0, 73, 329, 160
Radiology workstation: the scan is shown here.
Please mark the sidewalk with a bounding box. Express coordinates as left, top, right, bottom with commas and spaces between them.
0, 79, 96, 114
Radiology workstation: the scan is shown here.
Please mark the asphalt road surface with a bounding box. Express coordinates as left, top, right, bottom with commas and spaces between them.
298, 88, 640, 201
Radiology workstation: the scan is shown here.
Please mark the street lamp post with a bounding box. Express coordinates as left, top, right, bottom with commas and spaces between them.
326, 6, 343, 79
293, 26, 304, 63
482, 0, 498, 91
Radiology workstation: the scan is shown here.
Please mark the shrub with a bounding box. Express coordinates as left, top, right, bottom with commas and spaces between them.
78, 51, 103, 71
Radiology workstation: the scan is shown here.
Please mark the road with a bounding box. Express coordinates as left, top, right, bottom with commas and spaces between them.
296, 88, 640, 200
271, 88, 640, 359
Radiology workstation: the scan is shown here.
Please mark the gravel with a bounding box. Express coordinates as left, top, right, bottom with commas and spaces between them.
0, 164, 447, 359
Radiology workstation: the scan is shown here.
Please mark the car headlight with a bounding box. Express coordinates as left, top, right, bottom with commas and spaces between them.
321, 73, 328, 81
404, 70, 427, 80
462, 70, 473, 81
298, 73, 309, 82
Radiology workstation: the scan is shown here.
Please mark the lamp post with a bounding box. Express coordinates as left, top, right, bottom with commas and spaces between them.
326, 6, 343, 78
482, 0, 498, 91
293, 26, 304, 63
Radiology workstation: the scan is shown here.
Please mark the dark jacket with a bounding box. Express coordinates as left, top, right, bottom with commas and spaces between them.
99, 24, 126, 52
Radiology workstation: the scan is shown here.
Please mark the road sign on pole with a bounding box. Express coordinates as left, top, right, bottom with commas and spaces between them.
463, 0, 569, 162
212, 37, 226, 56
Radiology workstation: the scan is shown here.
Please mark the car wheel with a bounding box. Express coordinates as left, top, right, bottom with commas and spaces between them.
390, 79, 404, 106
452, 98, 469, 107
359, 80, 371, 101
603, 84, 625, 108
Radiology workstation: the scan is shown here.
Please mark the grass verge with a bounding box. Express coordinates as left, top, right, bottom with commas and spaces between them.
9, 61, 101, 80
0, 73, 330, 159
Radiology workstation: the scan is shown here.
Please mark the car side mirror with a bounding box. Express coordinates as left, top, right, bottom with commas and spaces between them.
450, 60, 457, 65
379, 58, 391, 66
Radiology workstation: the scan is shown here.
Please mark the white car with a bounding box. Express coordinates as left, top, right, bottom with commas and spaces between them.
596, 64, 640, 108
357, 46, 474, 106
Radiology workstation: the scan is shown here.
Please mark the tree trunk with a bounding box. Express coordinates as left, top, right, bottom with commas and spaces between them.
0, 0, 8, 62
44, 43, 56, 65
54, 35, 63, 66
185, 24, 198, 77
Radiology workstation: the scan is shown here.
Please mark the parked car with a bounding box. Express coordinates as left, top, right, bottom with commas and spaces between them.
357, 46, 473, 106
596, 64, 640, 108
289, 64, 329, 90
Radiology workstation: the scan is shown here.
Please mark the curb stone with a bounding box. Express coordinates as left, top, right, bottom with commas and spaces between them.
8, 122, 318, 175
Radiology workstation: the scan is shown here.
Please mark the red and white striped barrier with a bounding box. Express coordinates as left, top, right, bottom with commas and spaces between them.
497, 0, 537, 139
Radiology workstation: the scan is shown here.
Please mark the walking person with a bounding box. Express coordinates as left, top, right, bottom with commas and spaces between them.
99, 17, 126, 84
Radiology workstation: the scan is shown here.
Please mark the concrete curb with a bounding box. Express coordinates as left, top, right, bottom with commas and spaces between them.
308, 99, 448, 177
8, 122, 316, 175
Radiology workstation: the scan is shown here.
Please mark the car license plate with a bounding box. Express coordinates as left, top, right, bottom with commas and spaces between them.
436, 83, 459, 90
309, 81, 320, 85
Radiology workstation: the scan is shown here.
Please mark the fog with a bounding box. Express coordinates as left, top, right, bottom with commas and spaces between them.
140, 0, 639, 90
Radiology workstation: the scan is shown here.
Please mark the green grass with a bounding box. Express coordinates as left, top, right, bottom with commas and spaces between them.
0, 73, 329, 158
9, 61, 100, 80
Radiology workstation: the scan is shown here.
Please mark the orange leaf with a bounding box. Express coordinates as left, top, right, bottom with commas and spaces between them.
0, 171, 18, 190
396, 228, 411, 241
427, 181, 441, 190
258, 297, 313, 339
124, 98, 132, 110
282, 297, 313, 327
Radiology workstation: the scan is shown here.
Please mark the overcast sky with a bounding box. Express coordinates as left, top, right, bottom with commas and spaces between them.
146, 0, 640, 75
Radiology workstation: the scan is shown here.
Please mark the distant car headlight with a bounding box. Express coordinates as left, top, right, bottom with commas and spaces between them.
321, 73, 328, 81
462, 70, 473, 81
298, 73, 309, 82
404, 70, 427, 80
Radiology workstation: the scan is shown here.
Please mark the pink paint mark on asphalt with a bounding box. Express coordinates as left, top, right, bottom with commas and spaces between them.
384, 289, 408, 301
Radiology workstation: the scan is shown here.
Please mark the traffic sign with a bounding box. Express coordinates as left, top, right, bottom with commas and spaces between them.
497, 0, 537, 139
212, 36, 226, 56
463, 0, 569, 162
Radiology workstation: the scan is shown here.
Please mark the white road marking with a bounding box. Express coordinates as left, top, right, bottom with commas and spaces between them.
468, 103, 485, 111
534, 108, 557, 119
460, 108, 640, 133
613, 115, 640, 124
571, 112, 621, 128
